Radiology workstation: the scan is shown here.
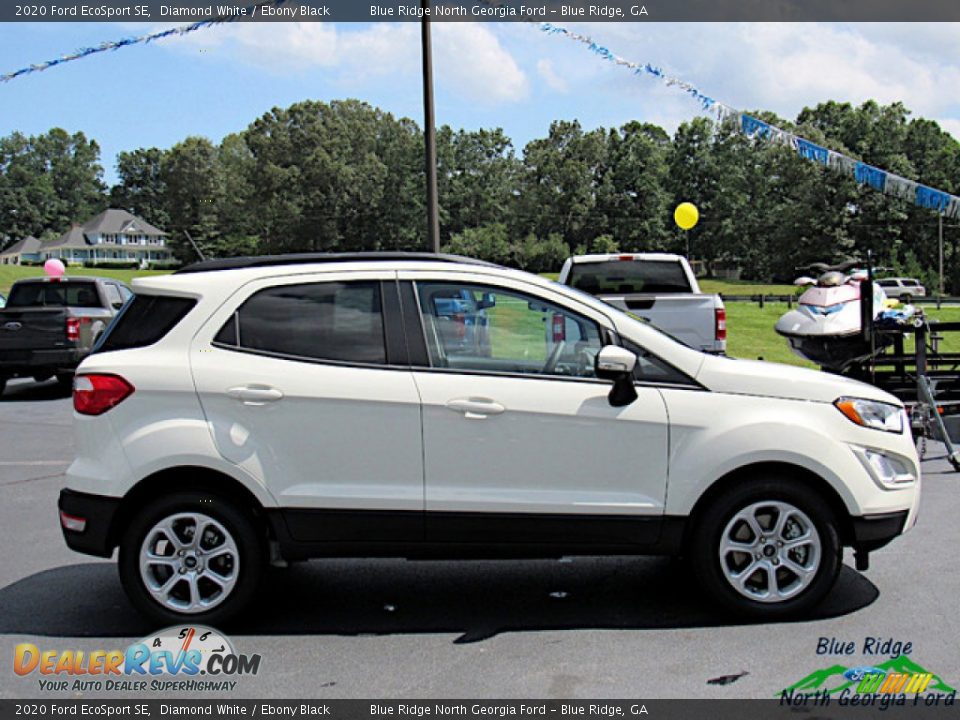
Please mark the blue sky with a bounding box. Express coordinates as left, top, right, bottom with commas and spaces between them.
1, 21, 959, 186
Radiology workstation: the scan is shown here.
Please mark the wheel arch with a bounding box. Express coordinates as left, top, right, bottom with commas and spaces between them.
683, 461, 855, 549
107, 465, 273, 550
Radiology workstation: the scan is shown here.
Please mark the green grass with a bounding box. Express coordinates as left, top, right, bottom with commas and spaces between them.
0, 265, 172, 297
699, 278, 797, 296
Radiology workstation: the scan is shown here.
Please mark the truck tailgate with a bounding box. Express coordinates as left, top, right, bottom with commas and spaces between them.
0, 309, 69, 352
600, 294, 720, 352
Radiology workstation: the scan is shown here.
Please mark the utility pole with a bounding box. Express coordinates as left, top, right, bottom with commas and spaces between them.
421, 0, 440, 253
939, 212, 944, 298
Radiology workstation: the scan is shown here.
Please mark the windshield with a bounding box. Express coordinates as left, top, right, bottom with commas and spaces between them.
568, 260, 692, 294
6, 281, 101, 308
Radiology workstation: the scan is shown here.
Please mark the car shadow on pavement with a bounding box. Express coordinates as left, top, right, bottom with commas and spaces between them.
0, 557, 878, 643
0, 379, 71, 402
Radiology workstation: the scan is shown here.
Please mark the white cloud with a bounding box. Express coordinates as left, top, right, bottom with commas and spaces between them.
536, 58, 568, 93
546, 22, 960, 138
432, 23, 528, 104
156, 21, 527, 105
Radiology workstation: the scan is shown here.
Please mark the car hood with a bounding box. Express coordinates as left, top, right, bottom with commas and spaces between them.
695, 354, 900, 405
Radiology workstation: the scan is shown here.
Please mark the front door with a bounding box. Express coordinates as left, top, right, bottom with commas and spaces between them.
404, 275, 670, 547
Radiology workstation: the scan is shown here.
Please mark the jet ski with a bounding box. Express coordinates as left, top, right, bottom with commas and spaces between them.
775, 260, 912, 371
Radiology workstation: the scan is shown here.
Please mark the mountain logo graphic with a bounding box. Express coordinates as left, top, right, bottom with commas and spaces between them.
780, 655, 956, 696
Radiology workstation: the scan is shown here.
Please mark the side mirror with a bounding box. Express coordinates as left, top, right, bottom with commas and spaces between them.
595, 345, 638, 407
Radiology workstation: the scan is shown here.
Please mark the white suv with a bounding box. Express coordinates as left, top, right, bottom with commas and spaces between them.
58, 254, 920, 624
876, 277, 926, 302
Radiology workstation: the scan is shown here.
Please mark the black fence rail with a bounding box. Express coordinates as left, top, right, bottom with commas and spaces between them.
721, 294, 960, 308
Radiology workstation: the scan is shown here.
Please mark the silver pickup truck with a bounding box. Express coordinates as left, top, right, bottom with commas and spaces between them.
557, 253, 726, 354
0, 276, 131, 394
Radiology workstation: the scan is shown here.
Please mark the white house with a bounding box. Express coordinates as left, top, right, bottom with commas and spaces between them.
41, 209, 175, 266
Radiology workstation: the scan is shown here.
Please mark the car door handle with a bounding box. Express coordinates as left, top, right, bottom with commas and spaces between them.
226, 385, 284, 405
446, 398, 505, 419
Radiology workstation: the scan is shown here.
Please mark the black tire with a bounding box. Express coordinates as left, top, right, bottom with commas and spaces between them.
688, 479, 842, 619
118, 490, 265, 626
899, 294, 911, 304
55, 372, 73, 389
0, 376, 6, 396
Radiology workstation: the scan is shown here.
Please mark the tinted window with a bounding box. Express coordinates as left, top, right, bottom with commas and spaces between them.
7, 281, 101, 308
416, 282, 602, 378
217, 281, 386, 365
877, 280, 896, 287
568, 260, 692, 294
96, 295, 196, 352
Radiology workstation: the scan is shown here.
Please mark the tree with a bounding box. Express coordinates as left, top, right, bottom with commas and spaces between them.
599, 121, 671, 251
243, 99, 421, 253
517, 120, 609, 252
437, 126, 521, 245
161, 137, 225, 261
0, 129, 105, 244
110, 148, 169, 230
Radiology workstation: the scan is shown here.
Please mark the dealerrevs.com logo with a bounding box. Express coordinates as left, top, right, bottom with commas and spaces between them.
14, 626, 262, 693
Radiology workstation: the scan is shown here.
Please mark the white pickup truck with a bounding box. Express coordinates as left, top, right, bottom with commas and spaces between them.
557, 253, 726, 354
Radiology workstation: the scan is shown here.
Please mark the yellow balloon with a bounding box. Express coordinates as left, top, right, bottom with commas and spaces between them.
674, 202, 699, 230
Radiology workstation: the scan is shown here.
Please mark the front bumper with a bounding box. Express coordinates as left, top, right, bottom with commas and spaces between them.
850, 510, 909, 552
58, 488, 120, 558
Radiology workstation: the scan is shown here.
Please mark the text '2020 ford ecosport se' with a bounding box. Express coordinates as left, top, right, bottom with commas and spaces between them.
58, 253, 920, 624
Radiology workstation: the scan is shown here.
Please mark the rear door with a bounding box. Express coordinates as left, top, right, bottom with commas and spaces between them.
400, 270, 670, 547
190, 271, 425, 543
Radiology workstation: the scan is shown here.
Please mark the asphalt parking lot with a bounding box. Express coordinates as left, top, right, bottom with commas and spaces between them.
0, 376, 958, 700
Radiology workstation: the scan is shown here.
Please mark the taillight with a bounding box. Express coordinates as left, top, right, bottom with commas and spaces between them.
73, 374, 134, 416
715, 308, 727, 341
552, 314, 566, 342
66, 317, 80, 342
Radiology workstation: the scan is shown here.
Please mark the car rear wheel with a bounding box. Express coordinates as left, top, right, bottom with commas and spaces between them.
118, 491, 264, 625
0, 376, 6, 395
689, 480, 841, 618
899, 294, 911, 304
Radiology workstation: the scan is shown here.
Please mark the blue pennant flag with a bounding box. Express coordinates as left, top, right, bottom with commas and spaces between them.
855, 162, 887, 191
741, 114, 771, 139
795, 138, 829, 166
916, 185, 952, 213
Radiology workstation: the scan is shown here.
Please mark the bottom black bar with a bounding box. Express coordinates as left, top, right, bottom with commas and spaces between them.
1, 698, 958, 720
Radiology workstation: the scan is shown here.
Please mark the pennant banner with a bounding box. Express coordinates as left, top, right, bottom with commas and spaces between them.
538, 22, 960, 220
0, 0, 291, 84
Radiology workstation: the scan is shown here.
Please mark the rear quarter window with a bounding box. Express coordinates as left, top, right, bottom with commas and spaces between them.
95, 295, 196, 352
213, 281, 386, 365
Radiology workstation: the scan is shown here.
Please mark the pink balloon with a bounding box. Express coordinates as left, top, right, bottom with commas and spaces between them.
44, 258, 66, 278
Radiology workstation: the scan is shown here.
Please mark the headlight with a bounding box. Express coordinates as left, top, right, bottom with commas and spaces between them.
850, 445, 917, 488
834, 397, 904, 433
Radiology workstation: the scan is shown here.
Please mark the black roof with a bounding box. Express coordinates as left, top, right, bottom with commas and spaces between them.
176, 252, 497, 274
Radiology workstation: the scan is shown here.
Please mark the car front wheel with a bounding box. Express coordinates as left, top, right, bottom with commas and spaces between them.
118, 491, 264, 625
689, 480, 842, 618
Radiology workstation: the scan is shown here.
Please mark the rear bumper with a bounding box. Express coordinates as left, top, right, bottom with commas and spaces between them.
58, 488, 120, 558
0, 348, 84, 376
850, 510, 909, 551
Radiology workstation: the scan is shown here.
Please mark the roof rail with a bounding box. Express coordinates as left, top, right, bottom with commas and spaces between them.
175, 251, 498, 274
